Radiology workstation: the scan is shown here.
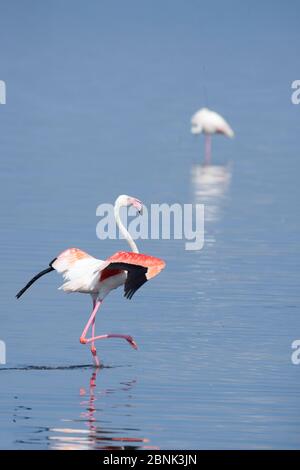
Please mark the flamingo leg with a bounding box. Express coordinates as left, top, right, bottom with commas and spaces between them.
204, 133, 212, 165
85, 333, 138, 350
80, 299, 102, 367
79, 299, 138, 366
80, 299, 102, 344
91, 306, 100, 368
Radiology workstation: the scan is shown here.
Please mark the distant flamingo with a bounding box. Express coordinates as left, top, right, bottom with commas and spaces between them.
16, 195, 165, 367
191, 107, 234, 165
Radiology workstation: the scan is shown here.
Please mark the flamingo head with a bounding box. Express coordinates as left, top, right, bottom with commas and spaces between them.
191, 124, 203, 135
190, 116, 203, 135
115, 195, 143, 215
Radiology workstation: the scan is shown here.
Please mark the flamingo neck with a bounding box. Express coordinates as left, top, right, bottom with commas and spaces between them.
114, 202, 139, 253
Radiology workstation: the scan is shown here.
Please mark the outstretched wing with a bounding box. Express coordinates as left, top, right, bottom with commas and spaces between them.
106, 262, 147, 299
104, 251, 165, 299
52, 248, 105, 293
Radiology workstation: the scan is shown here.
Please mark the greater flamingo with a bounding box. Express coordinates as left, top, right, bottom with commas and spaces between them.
16, 195, 165, 367
191, 107, 234, 165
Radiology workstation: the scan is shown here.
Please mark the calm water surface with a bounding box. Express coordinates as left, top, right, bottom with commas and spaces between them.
0, 1, 300, 449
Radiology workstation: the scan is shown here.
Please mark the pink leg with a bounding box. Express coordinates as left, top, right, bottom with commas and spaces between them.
91, 313, 100, 368
80, 299, 102, 367
79, 299, 138, 366
80, 299, 102, 343
85, 333, 138, 350
204, 133, 212, 165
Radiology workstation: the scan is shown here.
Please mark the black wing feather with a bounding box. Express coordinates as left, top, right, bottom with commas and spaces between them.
105, 262, 148, 299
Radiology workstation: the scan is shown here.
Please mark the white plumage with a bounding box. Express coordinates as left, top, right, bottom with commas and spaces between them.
191, 107, 234, 137
52, 248, 126, 297
191, 107, 234, 164
58, 258, 105, 294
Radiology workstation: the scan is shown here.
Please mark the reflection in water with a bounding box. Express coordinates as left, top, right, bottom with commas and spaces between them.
49, 370, 151, 450
191, 163, 232, 223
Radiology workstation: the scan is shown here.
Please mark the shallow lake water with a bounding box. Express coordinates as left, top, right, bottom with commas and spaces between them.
0, 1, 300, 449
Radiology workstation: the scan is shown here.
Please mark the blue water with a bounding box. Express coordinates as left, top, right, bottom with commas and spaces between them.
0, 0, 300, 449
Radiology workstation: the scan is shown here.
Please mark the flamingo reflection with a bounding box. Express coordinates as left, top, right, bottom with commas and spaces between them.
49, 370, 153, 450
191, 163, 232, 223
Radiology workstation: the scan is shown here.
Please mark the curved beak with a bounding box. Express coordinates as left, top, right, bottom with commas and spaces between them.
130, 197, 143, 215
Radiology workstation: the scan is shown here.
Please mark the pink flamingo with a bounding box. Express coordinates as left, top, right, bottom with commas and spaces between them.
191, 107, 234, 165
16, 195, 165, 367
